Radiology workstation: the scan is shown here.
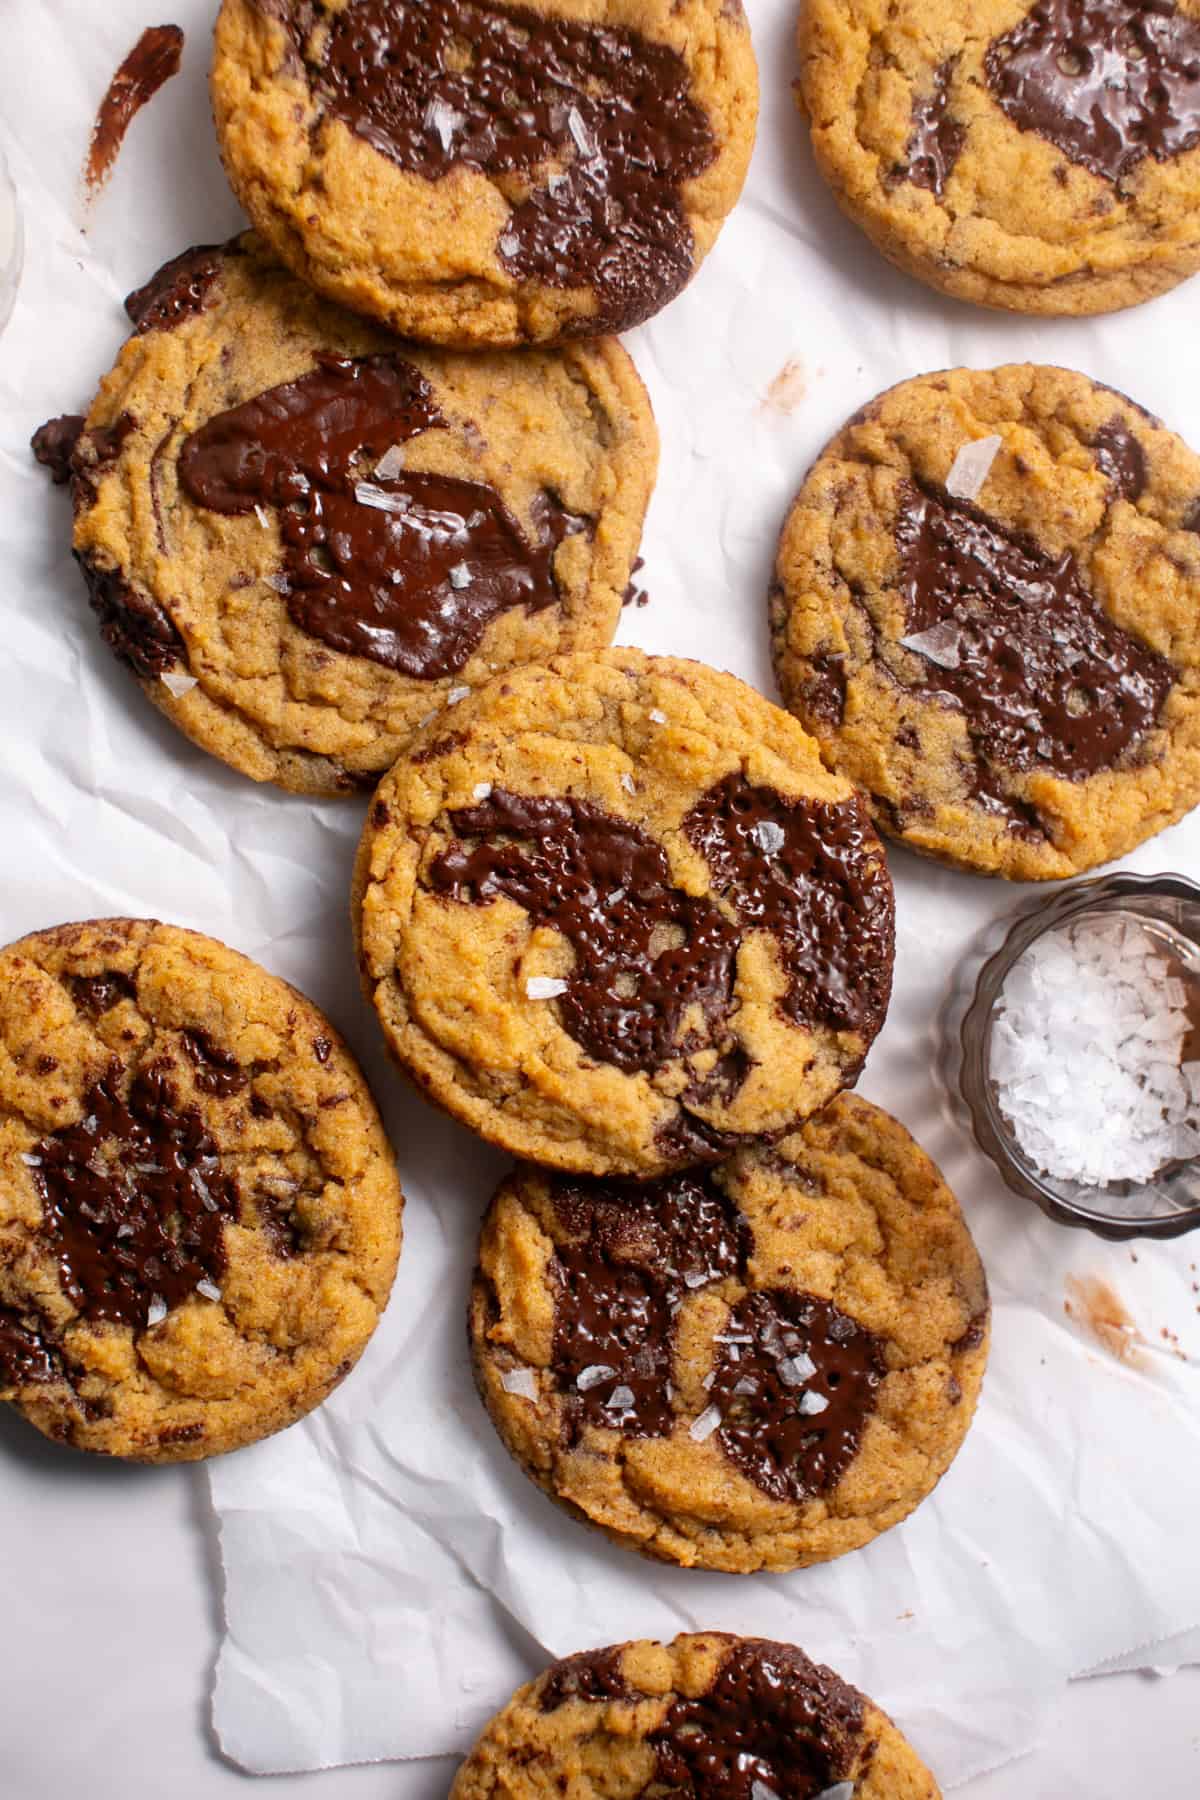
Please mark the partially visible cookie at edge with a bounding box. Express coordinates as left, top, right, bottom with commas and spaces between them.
470, 1095, 989, 1572
771, 364, 1200, 878
451, 1632, 941, 1800
32, 234, 657, 796
0, 917, 403, 1461
211, 0, 759, 348
798, 0, 1200, 315
354, 650, 895, 1178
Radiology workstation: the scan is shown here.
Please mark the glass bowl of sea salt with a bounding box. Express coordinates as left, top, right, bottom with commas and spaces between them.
0, 142, 22, 337
958, 872, 1200, 1240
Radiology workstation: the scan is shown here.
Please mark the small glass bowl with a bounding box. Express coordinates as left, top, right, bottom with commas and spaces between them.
0, 142, 23, 338
946, 871, 1200, 1241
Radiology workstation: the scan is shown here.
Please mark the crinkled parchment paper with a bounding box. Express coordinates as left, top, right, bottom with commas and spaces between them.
0, 1, 1197, 1790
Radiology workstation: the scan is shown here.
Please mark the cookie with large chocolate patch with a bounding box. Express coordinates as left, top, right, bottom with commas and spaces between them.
211, 0, 758, 347
771, 365, 1200, 878
469, 1096, 987, 1571
452, 1633, 941, 1800
0, 918, 402, 1461
799, 0, 1200, 315
354, 651, 895, 1178
32, 235, 655, 796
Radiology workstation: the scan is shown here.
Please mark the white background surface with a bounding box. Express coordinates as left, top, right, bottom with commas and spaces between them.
2, 2, 1200, 1795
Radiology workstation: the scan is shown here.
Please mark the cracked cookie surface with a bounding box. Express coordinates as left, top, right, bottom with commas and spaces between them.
33, 234, 656, 796
0, 918, 402, 1461
211, 0, 758, 347
470, 1095, 988, 1572
451, 1632, 941, 1800
798, 0, 1200, 315
353, 651, 895, 1178
771, 364, 1200, 878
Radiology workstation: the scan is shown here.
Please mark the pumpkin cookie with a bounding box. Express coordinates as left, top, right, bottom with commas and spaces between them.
798, 0, 1200, 315
31, 235, 655, 796
211, 0, 758, 347
452, 1633, 940, 1800
354, 651, 895, 1178
0, 918, 402, 1461
470, 1096, 988, 1572
771, 365, 1200, 878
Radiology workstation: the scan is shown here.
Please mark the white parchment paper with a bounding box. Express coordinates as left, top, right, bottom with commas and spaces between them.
1, 2, 1199, 1792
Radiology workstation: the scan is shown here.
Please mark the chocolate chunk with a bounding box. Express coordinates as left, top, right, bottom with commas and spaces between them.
649, 1638, 864, 1800
710, 1291, 886, 1504
0, 1304, 58, 1387
253, 1189, 306, 1258
429, 789, 741, 1074
32, 1061, 239, 1331
1091, 417, 1148, 502
76, 551, 188, 681
312, 1036, 333, 1064
900, 56, 966, 195
71, 972, 138, 1018
683, 774, 894, 1041
622, 556, 650, 609
31, 415, 86, 485
283, 0, 716, 333
895, 481, 1175, 787
796, 652, 847, 728
549, 1171, 750, 1441
540, 1647, 635, 1712
84, 25, 185, 201
125, 244, 224, 334
181, 1029, 248, 1097
529, 489, 595, 551
178, 355, 572, 677
986, 0, 1200, 185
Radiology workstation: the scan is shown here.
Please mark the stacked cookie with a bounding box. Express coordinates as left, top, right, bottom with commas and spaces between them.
27, 0, 1200, 1791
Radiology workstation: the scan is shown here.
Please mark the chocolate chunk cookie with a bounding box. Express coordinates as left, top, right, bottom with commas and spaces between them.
452, 1634, 941, 1800
771, 365, 1200, 878
32, 235, 655, 796
210, 0, 758, 347
0, 919, 403, 1461
354, 651, 895, 1178
798, 0, 1200, 315
470, 1096, 987, 1571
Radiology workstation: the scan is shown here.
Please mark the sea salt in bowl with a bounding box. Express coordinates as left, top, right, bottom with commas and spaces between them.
0, 142, 22, 336
953, 873, 1200, 1241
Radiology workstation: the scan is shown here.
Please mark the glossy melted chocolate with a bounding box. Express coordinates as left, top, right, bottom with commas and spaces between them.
32, 1063, 239, 1331
710, 1290, 886, 1504
0, 1306, 57, 1388
901, 57, 966, 194
1091, 416, 1148, 500
649, 1639, 865, 1800
548, 1171, 750, 1440
895, 482, 1175, 789
428, 789, 740, 1074
540, 1647, 635, 1711
285, 0, 716, 332
683, 774, 894, 1041
178, 355, 580, 677
986, 0, 1200, 184
125, 244, 225, 334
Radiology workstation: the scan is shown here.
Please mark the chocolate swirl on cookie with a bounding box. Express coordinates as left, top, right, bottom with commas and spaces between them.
709, 1290, 886, 1503
280, 0, 716, 332
178, 355, 585, 677
649, 1639, 865, 1800
548, 1172, 750, 1440
986, 0, 1200, 184
895, 482, 1175, 788
31, 1062, 240, 1331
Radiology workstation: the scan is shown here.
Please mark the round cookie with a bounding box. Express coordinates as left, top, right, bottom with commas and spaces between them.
31, 235, 656, 797
470, 1095, 988, 1572
0, 918, 403, 1461
771, 365, 1200, 879
798, 0, 1200, 316
452, 1633, 941, 1800
354, 651, 895, 1178
210, 0, 758, 348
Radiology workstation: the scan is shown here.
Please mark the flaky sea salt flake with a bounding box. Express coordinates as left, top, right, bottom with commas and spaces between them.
374, 443, 407, 480
526, 976, 568, 1000
608, 1385, 634, 1411
649, 709, 667, 724
196, 1279, 222, 1303
946, 434, 1002, 501
688, 1404, 722, 1442
501, 1367, 538, 1401
473, 782, 493, 801
447, 686, 470, 705
161, 671, 198, 698
576, 1364, 617, 1392
355, 481, 409, 515
778, 1352, 816, 1387
424, 98, 464, 152
146, 1297, 168, 1327
449, 562, 473, 590
799, 1390, 829, 1415
900, 622, 962, 670
566, 107, 595, 157
752, 819, 786, 855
